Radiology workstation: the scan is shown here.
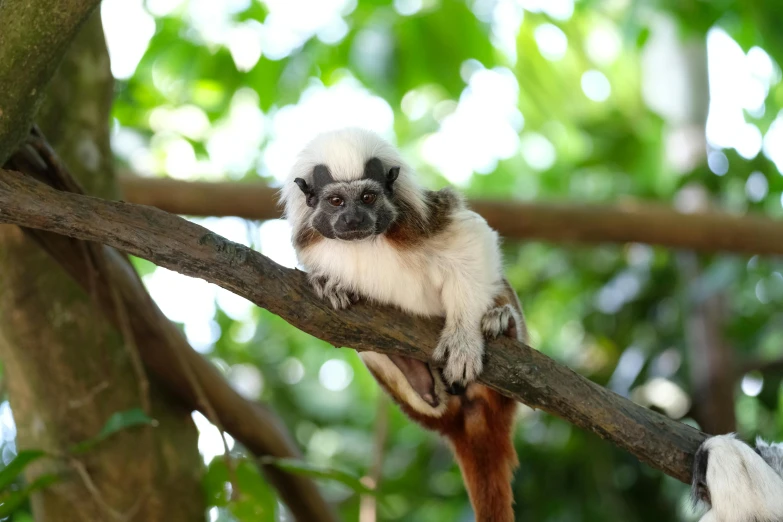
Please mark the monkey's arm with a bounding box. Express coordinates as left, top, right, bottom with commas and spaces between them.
482, 278, 527, 343
433, 212, 505, 385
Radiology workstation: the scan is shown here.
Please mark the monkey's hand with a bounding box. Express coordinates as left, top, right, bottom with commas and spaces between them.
481, 304, 519, 340
309, 274, 358, 310
433, 328, 484, 386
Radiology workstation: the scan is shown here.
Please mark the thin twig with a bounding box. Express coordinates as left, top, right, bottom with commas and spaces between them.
67, 381, 109, 409
69, 458, 148, 522
360, 394, 390, 522
170, 337, 239, 497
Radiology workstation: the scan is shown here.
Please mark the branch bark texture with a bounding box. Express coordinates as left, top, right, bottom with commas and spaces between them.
120, 176, 783, 255
0, 169, 708, 483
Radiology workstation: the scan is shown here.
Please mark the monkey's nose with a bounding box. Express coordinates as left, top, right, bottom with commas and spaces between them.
341, 213, 366, 228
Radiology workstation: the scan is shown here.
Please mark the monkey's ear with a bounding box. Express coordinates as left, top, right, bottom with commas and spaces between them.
386, 167, 400, 191
294, 178, 318, 207
293, 177, 309, 193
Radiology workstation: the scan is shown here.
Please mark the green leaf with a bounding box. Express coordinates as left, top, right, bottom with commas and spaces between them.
71, 408, 154, 454
0, 451, 46, 491
129, 256, 157, 277
259, 457, 376, 496
203, 458, 231, 507
96, 409, 154, 439
0, 474, 59, 517
203, 459, 277, 521
635, 27, 650, 48
230, 460, 277, 522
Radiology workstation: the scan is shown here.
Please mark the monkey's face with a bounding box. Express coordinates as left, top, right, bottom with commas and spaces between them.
294, 158, 400, 241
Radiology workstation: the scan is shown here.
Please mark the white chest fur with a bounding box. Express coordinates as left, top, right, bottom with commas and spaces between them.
299, 237, 446, 317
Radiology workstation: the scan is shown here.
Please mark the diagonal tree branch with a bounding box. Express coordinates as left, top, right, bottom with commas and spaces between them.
5, 146, 336, 522
0, 167, 707, 483
120, 176, 783, 255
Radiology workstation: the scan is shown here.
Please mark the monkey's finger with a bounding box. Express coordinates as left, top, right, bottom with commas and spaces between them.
504, 315, 517, 339
445, 379, 466, 396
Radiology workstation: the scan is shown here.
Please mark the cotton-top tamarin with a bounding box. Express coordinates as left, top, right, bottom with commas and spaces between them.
281, 128, 526, 521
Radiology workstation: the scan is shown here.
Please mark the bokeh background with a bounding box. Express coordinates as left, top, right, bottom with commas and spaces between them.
6, 0, 783, 520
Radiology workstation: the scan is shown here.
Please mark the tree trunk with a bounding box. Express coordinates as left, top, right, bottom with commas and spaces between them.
642, 13, 737, 435
0, 12, 204, 522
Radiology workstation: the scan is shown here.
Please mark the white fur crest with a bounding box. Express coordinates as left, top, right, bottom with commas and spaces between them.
696, 434, 783, 522
279, 127, 427, 241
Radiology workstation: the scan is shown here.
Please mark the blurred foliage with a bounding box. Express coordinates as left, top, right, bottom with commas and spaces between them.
0, 451, 55, 518
6, 0, 783, 521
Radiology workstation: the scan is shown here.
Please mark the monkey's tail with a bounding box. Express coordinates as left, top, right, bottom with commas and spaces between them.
447, 386, 518, 522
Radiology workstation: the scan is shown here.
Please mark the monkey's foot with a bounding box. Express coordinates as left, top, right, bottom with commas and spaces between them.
433, 329, 484, 386
481, 304, 518, 340
309, 274, 358, 310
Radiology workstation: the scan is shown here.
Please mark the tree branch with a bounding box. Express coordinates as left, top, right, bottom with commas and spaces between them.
738, 356, 783, 378
0, 0, 101, 163
120, 176, 783, 255
4, 149, 336, 522
678, 252, 736, 434
0, 168, 707, 483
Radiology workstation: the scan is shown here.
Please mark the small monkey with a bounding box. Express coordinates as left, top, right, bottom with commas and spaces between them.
692, 434, 783, 521
281, 128, 526, 521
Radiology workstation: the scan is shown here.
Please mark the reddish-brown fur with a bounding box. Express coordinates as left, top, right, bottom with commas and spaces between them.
367, 281, 523, 522
406, 384, 518, 522
293, 225, 323, 250
383, 189, 459, 248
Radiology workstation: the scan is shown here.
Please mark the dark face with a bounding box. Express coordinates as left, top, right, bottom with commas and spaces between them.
294, 158, 400, 241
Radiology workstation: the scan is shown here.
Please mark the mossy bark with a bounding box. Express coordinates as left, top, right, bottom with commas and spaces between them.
0, 13, 205, 522
0, 0, 100, 164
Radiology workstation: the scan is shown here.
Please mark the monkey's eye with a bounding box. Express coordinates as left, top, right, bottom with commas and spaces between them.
328, 196, 344, 207
361, 193, 377, 204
